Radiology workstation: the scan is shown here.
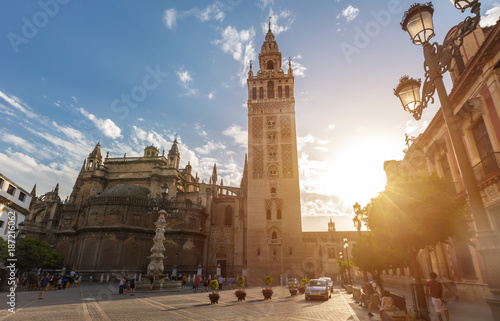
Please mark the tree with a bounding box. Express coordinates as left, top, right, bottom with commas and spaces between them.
365, 172, 472, 319
16, 237, 64, 273
0, 238, 8, 263
351, 232, 407, 289
337, 258, 353, 282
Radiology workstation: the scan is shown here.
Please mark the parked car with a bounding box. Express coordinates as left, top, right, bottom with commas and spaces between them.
319, 277, 333, 291
305, 279, 331, 300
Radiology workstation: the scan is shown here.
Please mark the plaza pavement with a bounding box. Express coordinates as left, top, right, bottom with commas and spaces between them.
0, 282, 493, 321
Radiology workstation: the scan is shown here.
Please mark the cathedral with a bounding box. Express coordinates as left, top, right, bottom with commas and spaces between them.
21, 26, 353, 285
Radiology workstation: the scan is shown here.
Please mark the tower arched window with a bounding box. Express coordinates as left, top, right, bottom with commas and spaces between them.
224, 206, 233, 226
252, 87, 257, 100
267, 81, 274, 99
267, 60, 274, 70
268, 165, 278, 179
277, 208, 282, 220
285, 85, 290, 98
266, 209, 271, 220
272, 231, 277, 239
259, 87, 264, 99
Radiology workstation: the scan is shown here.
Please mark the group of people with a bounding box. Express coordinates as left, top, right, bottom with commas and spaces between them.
355, 272, 449, 321
191, 275, 237, 293
118, 275, 136, 296
36, 270, 82, 299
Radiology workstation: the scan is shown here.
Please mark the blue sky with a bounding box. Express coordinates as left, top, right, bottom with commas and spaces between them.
1, 0, 499, 231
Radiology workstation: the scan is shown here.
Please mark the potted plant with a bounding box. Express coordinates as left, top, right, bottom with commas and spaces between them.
262, 275, 274, 300
234, 276, 247, 301
298, 278, 308, 294
208, 279, 220, 304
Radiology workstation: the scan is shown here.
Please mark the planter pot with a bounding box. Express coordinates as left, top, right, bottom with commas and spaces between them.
262, 289, 273, 300
289, 289, 298, 296
209, 293, 220, 304
235, 290, 247, 301
298, 287, 306, 294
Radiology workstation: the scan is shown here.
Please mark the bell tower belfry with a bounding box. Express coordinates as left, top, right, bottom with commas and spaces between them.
245, 23, 303, 285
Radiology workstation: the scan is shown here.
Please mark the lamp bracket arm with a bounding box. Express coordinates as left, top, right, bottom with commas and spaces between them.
434, 2, 481, 76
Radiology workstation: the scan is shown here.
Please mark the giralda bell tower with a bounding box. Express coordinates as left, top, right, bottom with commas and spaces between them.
246, 23, 303, 285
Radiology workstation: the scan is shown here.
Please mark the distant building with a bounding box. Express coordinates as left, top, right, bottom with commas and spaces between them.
0, 173, 31, 240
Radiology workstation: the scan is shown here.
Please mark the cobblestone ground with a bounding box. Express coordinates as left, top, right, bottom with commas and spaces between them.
0, 283, 377, 321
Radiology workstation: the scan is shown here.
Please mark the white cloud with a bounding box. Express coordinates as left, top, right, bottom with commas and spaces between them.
176, 68, 198, 96
284, 55, 307, 78
214, 26, 256, 86
137, 118, 144, 121
258, 0, 274, 9
186, 2, 226, 22
315, 146, 329, 152
52, 121, 86, 141
195, 141, 227, 155
194, 124, 208, 137
163, 8, 177, 30
222, 125, 248, 148
342, 5, 359, 22
0, 132, 36, 153
480, 4, 500, 27
78, 108, 122, 139
71, 96, 78, 103
328, 124, 336, 130
262, 8, 295, 36
0, 90, 38, 119
208, 91, 215, 99
0, 150, 79, 199
177, 70, 193, 84
297, 134, 330, 151
405, 119, 429, 135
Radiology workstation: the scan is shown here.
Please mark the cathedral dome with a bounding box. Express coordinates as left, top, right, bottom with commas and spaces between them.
99, 184, 150, 200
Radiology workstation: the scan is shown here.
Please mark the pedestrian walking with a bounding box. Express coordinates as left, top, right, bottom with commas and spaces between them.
194, 275, 200, 292
367, 276, 380, 317
149, 276, 154, 290
38, 273, 53, 299
129, 277, 136, 296
181, 274, 187, 289
123, 275, 129, 295
118, 277, 125, 295
426, 272, 449, 321
89, 275, 93, 285
202, 276, 209, 293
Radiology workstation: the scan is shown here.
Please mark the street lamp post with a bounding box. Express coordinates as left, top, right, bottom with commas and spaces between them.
353, 202, 368, 282
343, 238, 352, 285
339, 251, 345, 283
394, 1, 500, 317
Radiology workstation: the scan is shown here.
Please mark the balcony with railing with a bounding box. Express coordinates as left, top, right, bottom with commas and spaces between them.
472, 152, 500, 182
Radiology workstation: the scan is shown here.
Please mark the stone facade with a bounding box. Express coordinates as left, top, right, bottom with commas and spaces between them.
245, 25, 304, 286
383, 22, 500, 303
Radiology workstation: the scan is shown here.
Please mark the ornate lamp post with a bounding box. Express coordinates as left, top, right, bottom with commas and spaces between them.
353, 202, 368, 282
394, 1, 500, 317
343, 238, 352, 285
339, 251, 345, 283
